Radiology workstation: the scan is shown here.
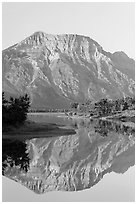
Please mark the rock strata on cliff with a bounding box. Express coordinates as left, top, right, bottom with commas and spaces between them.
2, 32, 135, 108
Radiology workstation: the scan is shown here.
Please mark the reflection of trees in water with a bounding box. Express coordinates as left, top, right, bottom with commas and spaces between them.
2, 120, 135, 194
76, 119, 94, 129
94, 120, 135, 137
75, 119, 135, 138
2, 139, 30, 174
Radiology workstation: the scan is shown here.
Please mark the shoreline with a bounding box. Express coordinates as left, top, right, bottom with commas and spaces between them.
2, 121, 76, 141
68, 109, 135, 120
3, 109, 135, 141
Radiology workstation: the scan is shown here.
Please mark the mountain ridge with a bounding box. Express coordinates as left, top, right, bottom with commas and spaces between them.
3, 31, 134, 61
2, 31, 135, 109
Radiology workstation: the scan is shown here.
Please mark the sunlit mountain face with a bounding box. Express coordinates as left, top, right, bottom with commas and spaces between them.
2, 120, 135, 194
2, 32, 135, 109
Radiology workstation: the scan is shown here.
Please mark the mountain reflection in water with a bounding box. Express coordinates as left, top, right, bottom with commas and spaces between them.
2, 119, 135, 194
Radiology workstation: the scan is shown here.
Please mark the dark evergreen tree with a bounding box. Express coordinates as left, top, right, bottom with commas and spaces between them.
2, 92, 30, 128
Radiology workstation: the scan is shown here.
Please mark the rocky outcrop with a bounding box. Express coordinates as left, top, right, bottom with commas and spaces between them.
2, 32, 135, 108
3, 120, 135, 194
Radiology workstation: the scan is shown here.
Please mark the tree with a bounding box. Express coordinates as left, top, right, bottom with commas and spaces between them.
2, 92, 30, 128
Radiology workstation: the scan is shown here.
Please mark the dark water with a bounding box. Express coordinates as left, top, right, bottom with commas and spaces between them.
2, 113, 135, 201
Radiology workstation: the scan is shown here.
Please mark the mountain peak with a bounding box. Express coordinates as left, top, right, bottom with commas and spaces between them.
19, 31, 101, 49
113, 51, 128, 57
22, 31, 48, 46
112, 51, 134, 62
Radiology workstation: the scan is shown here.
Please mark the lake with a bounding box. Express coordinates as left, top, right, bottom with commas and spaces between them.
2, 113, 135, 202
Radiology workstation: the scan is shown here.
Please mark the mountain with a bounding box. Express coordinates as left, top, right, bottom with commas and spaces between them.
2, 120, 135, 194
2, 31, 135, 109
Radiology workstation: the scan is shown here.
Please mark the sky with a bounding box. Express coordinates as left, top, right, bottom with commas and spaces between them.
2, 2, 135, 59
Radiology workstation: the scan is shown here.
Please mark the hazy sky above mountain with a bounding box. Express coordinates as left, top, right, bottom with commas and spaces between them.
2, 2, 135, 59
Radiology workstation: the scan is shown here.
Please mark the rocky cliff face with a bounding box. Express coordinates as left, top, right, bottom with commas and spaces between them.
3, 121, 135, 194
2, 32, 135, 108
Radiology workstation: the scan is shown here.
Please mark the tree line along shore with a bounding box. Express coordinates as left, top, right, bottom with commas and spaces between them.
2, 92, 135, 135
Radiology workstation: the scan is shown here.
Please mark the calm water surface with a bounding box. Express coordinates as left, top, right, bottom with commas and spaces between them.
2, 113, 135, 202
28, 112, 78, 127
